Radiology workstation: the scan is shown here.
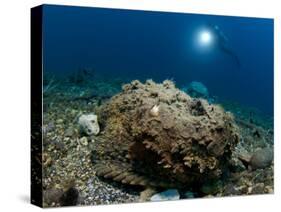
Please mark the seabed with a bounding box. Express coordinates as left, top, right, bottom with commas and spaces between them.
41, 76, 273, 207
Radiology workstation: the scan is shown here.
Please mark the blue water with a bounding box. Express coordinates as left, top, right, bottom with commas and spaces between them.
42, 4, 273, 115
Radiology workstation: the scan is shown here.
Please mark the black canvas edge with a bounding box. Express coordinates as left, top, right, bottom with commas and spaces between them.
31, 5, 43, 208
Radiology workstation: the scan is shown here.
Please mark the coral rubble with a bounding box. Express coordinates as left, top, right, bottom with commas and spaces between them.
92, 80, 239, 189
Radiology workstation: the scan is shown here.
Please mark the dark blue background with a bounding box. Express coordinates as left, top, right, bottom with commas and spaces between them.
43, 5, 274, 115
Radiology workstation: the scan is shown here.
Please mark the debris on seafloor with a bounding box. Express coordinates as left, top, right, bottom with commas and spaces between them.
59, 187, 79, 206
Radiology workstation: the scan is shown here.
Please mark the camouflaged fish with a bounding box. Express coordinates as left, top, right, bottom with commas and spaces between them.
91, 80, 239, 190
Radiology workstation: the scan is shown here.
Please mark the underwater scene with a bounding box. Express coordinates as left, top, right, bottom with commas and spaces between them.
41, 5, 274, 207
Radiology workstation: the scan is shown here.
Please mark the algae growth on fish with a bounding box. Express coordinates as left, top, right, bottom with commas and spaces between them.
35, 4, 274, 208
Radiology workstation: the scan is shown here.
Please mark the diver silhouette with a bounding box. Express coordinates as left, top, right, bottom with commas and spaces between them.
207, 23, 241, 68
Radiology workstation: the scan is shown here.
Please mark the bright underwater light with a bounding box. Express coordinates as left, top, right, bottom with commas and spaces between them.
198, 30, 213, 46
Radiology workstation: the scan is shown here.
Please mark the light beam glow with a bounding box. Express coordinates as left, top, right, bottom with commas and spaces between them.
199, 30, 213, 46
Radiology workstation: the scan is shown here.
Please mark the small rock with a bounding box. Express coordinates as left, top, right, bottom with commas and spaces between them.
247, 186, 253, 194
264, 185, 273, 194
56, 119, 64, 124
60, 187, 79, 206
223, 184, 241, 196
150, 189, 180, 201
42, 153, 52, 167
80, 137, 88, 146
140, 187, 157, 202
70, 109, 77, 115
64, 127, 74, 137
51, 139, 66, 152
183, 191, 195, 198
43, 122, 55, 134
250, 183, 265, 194
44, 188, 64, 205
78, 114, 100, 136
250, 147, 273, 170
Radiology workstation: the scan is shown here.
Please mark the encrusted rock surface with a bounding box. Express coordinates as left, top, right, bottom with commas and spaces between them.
92, 80, 239, 189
